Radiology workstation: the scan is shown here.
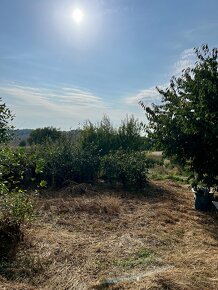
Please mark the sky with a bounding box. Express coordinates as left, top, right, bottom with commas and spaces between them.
0, 0, 218, 129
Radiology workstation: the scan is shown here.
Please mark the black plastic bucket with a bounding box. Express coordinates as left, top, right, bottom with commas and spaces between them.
194, 190, 214, 211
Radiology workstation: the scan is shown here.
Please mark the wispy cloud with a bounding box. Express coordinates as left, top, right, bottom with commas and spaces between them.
0, 82, 146, 129
0, 82, 110, 128
124, 83, 168, 108
173, 48, 196, 76
1, 47, 199, 129
125, 87, 160, 106
59, 87, 105, 108
0, 84, 106, 112
124, 47, 196, 108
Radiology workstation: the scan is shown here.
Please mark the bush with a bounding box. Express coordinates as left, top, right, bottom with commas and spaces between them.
0, 146, 36, 226
0, 98, 14, 144
0, 99, 35, 261
37, 137, 100, 187
79, 116, 117, 157
0, 180, 34, 261
118, 115, 144, 151
1, 189, 34, 225
79, 115, 145, 157
101, 151, 149, 189
0, 138, 100, 190
0, 146, 45, 190
74, 144, 101, 183
19, 140, 26, 147
0, 218, 23, 261
27, 127, 62, 145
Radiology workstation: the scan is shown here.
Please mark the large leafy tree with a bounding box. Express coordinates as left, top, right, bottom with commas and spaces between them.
0, 98, 14, 143
28, 127, 62, 145
141, 45, 218, 187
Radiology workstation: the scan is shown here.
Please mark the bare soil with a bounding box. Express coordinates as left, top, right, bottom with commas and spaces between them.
0, 180, 217, 290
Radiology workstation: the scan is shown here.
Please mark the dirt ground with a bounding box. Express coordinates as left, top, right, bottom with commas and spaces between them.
0, 180, 217, 290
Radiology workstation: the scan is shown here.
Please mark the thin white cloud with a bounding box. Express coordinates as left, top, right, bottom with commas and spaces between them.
0, 84, 106, 112
60, 88, 104, 108
125, 87, 160, 106
0, 82, 146, 129
124, 83, 168, 108
0, 83, 110, 128
173, 48, 196, 76
124, 47, 196, 108
1, 48, 199, 129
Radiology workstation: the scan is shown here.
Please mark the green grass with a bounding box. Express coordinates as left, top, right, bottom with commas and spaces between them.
114, 248, 159, 269
147, 157, 191, 184
149, 172, 189, 183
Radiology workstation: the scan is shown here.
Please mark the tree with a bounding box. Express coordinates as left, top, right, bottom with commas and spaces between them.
28, 127, 62, 145
118, 115, 144, 151
141, 45, 218, 187
79, 115, 144, 156
19, 140, 26, 147
79, 116, 117, 156
0, 98, 14, 143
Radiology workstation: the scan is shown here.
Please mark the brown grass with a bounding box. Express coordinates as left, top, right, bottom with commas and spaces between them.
0, 180, 217, 290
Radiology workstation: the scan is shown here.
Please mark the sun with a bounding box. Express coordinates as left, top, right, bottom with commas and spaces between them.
72, 8, 84, 24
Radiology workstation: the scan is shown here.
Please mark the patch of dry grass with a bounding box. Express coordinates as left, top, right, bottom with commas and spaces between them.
0, 180, 217, 290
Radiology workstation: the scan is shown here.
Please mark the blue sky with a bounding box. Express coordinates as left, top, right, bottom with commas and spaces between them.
0, 0, 218, 129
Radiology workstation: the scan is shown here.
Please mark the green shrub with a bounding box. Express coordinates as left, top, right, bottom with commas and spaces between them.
79, 116, 117, 157
79, 115, 145, 157
27, 127, 62, 145
74, 144, 100, 183
0, 174, 34, 261
0, 98, 14, 144
1, 188, 34, 225
101, 151, 149, 189
0, 99, 35, 261
37, 137, 100, 187
19, 140, 26, 147
117, 115, 144, 151
0, 146, 45, 190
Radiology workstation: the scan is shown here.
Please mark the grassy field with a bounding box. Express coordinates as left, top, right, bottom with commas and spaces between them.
0, 180, 217, 290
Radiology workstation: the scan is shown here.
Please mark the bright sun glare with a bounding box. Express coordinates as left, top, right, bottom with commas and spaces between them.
72, 8, 84, 24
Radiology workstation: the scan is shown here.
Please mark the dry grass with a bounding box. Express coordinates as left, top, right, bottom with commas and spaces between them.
0, 180, 217, 290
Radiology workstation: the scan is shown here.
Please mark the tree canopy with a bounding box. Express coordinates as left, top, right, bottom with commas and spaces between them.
28, 127, 62, 145
0, 98, 14, 143
79, 115, 144, 156
141, 45, 218, 187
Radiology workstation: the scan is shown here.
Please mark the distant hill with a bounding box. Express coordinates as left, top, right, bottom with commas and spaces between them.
10, 129, 33, 146
10, 129, 80, 146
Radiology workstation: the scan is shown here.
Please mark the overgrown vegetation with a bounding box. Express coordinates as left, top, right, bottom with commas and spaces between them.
27, 127, 62, 145
0, 102, 34, 260
1, 44, 217, 289
141, 44, 218, 188
0, 98, 14, 144
79, 115, 145, 156
0, 148, 35, 259
101, 151, 150, 189
4, 115, 151, 190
